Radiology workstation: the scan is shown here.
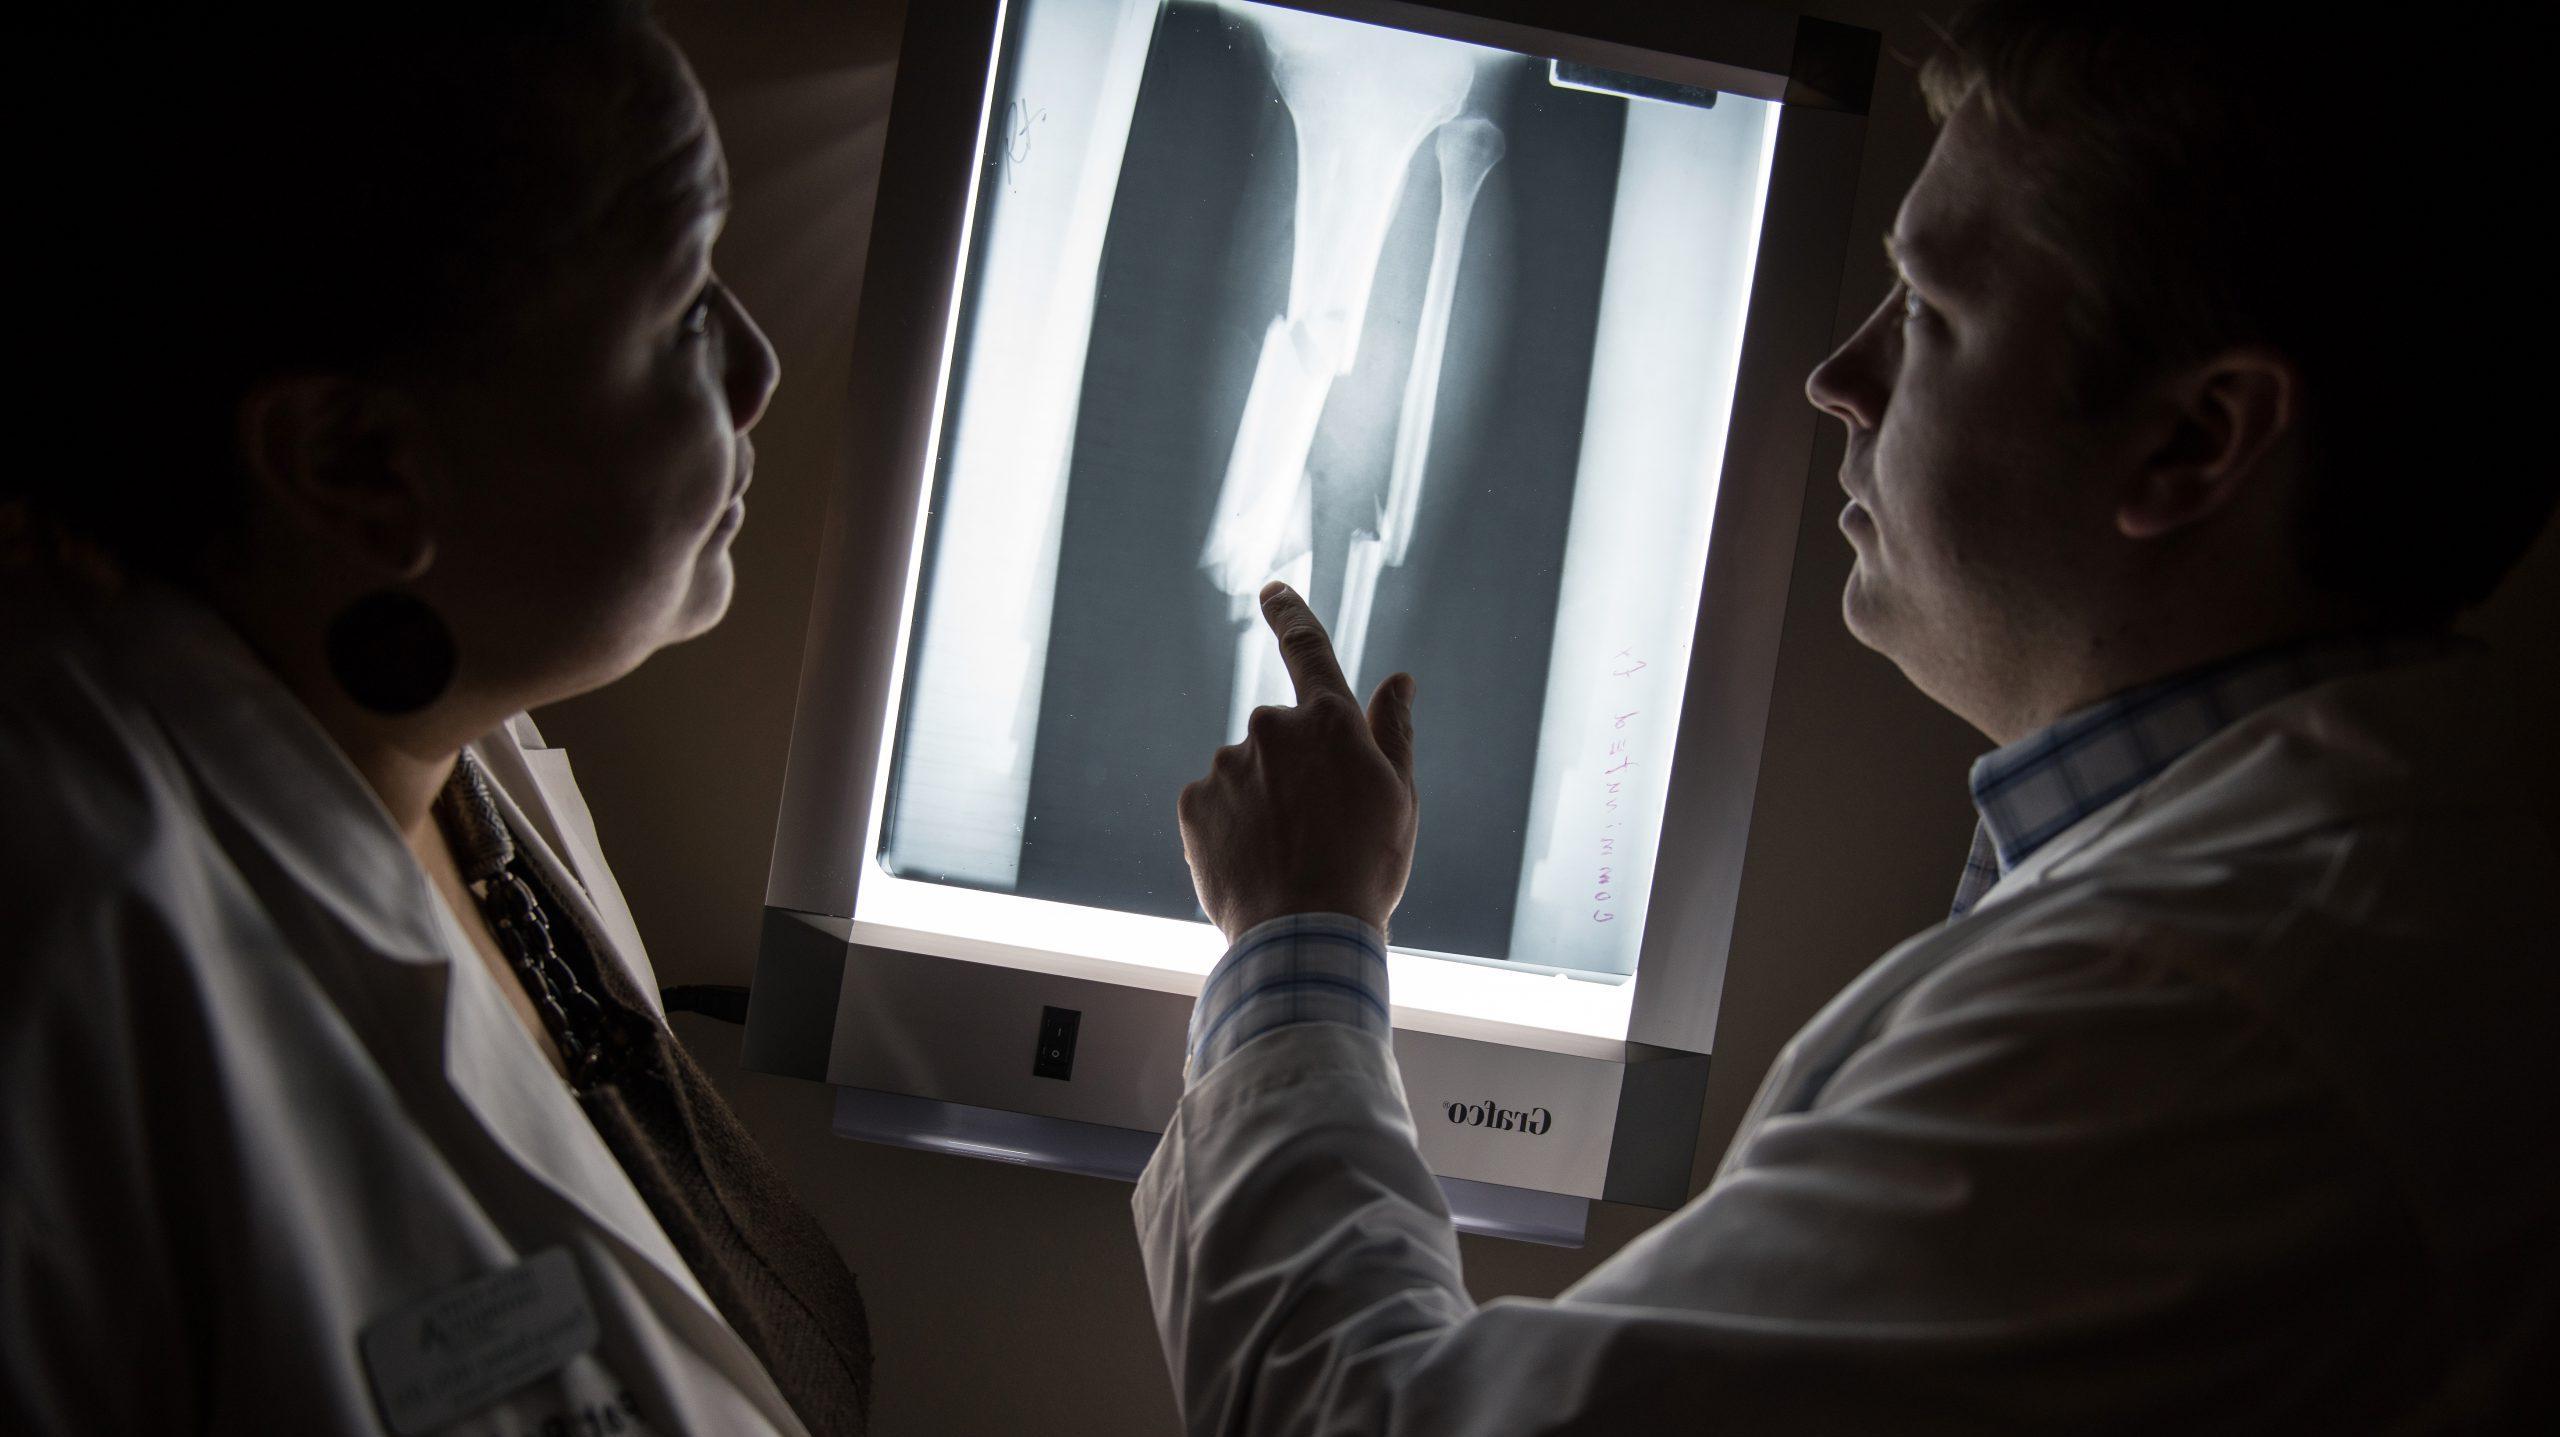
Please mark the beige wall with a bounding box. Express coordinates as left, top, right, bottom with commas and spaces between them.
538, 4, 2560, 1432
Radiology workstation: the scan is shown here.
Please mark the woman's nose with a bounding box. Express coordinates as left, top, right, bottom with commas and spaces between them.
724, 286, 780, 433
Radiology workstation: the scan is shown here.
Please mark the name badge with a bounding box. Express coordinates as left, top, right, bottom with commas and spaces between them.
361, 1247, 601, 1436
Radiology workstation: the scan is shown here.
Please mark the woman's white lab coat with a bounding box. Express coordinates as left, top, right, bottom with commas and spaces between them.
1, 581, 808, 1436
1136, 649, 2560, 1434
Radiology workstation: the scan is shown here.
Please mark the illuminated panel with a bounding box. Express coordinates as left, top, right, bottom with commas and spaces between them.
859, 0, 1777, 1043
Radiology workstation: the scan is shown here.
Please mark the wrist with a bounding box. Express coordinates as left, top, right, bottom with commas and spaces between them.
1222, 908, 1389, 948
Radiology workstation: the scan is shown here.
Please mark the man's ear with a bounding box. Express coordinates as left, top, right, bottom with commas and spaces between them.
235, 374, 437, 581
2117, 346, 2301, 541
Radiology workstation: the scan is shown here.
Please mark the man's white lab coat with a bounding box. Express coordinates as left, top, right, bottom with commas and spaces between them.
1136, 649, 2558, 1434
1, 582, 808, 1436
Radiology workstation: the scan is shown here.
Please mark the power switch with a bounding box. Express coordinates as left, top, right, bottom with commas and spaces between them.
1032, 1006, 1081, 1081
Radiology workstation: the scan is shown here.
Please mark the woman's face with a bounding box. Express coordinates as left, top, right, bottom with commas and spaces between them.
406, 24, 778, 708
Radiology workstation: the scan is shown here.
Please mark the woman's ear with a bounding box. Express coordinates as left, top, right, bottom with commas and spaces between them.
235, 375, 437, 581
2117, 346, 2301, 541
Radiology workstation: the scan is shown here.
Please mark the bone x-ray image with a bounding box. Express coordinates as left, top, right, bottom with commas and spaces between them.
878, 0, 1777, 977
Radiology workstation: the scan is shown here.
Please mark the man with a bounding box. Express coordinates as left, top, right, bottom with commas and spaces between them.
1142, 2, 2558, 1432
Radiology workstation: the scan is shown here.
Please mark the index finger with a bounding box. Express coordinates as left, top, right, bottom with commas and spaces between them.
1259, 581, 1353, 706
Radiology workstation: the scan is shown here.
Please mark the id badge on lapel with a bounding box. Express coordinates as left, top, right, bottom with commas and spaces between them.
360, 1247, 606, 1435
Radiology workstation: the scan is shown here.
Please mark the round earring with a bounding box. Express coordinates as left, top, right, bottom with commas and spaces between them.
325, 590, 457, 715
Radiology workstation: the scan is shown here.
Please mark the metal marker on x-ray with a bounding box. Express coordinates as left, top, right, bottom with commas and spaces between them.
1547, 59, 1722, 111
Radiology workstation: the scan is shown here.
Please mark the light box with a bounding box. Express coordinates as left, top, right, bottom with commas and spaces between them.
747, 0, 1876, 1245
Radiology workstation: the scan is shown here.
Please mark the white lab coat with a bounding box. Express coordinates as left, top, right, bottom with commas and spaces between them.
1, 580, 808, 1437
1136, 649, 2559, 1434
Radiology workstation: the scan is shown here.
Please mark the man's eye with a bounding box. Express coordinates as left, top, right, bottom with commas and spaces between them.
1899, 284, 1929, 324
681, 280, 720, 339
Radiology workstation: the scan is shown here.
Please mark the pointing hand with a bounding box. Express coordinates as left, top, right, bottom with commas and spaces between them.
1177, 582, 1420, 941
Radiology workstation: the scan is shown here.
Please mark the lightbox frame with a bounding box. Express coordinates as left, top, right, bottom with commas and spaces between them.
745, 0, 1875, 1236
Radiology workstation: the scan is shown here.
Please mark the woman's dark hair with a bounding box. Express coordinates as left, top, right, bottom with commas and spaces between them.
1920, 0, 2553, 623
29, 1, 654, 575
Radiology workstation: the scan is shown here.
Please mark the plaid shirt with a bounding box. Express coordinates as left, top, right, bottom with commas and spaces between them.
1187, 912, 1390, 1079
1188, 634, 2450, 1078
1949, 632, 2451, 917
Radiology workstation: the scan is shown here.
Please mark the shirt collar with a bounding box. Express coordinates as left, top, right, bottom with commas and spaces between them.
1951, 630, 2452, 917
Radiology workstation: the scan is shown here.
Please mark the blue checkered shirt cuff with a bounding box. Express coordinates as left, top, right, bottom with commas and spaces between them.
1186, 913, 1391, 1081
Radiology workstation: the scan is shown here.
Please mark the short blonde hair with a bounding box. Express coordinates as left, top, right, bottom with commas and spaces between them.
1915, 1, 2551, 621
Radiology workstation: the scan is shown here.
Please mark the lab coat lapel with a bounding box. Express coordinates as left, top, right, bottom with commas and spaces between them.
1731, 663, 2420, 1139
114, 599, 674, 1255
1732, 650, 2502, 1176
1987, 648, 2493, 905
437, 724, 701, 1304
458, 744, 810, 1430
112, 584, 453, 969
1723, 919, 1983, 1148
470, 717, 664, 1020
1764, 685, 2381, 1110
424, 898, 812, 1437
107, 589, 799, 1428
427, 891, 710, 1314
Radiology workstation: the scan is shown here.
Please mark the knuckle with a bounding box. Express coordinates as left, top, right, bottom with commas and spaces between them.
1244, 705, 1285, 740
1304, 692, 1356, 725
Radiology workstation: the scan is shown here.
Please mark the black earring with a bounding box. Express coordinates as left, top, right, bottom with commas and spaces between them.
325, 590, 457, 715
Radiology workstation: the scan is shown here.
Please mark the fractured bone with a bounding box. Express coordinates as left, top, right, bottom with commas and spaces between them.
1335, 116, 1505, 691
1198, 6, 1491, 733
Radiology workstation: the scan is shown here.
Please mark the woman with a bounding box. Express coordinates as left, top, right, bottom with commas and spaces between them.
3, 5, 871, 1433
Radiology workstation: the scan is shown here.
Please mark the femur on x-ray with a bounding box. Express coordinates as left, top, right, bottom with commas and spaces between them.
879, 0, 1777, 977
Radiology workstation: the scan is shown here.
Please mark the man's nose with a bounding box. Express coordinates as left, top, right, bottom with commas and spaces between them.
1805, 296, 1893, 431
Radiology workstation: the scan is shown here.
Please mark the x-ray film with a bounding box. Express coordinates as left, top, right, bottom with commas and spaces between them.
875, 0, 1778, 979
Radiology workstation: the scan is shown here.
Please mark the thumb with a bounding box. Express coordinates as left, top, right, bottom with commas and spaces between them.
1367, 672, 1416, 782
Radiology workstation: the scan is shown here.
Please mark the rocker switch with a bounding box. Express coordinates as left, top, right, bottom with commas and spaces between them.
1032, 1006, 1081, 1081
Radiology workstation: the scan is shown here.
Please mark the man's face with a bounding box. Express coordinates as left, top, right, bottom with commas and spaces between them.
1805, 102, 2134, 737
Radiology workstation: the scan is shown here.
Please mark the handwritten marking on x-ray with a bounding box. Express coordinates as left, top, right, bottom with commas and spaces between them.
1593, 677, 1644, 924
1002, 97, 1047, 193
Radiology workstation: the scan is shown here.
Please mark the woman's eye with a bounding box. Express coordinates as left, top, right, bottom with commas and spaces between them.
681, 280, 720, 339
1899, 284, 1929, 325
